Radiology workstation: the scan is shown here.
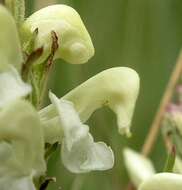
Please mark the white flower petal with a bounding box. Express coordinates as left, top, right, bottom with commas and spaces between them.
0, 100, 46, 179
0, 65, 31, 108
123, 148, 155, 187
0, 176, 36, 190
139, 173, 182, 190
80, 136, 114, 171
49, 92, 88, 150
49, 92, 114, 173
61, 133, 114, 173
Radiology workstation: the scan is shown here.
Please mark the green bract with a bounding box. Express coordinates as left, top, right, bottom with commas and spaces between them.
21, 4, 95, 64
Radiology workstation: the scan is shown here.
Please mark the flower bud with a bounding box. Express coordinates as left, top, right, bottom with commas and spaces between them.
123, 148, 155, 187
21, 4, 94, 64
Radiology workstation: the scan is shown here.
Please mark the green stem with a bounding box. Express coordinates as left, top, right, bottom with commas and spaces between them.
25, 0, 34, 16
5, 0, 25, 27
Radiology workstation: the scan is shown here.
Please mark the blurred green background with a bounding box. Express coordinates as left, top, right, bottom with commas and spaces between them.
26, 0, 182, 189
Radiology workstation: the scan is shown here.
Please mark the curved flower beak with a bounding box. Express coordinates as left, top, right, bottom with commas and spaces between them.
49, 92, 114, 173
138, 173, 182, 190
21, 4, 95, 64
0, 5, 23, 71
40, 67, 140, 137
0, 99, 46, 189
123, 148, 155, 187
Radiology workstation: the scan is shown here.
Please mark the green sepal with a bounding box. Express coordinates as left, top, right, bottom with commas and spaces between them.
163, 146, 176, 173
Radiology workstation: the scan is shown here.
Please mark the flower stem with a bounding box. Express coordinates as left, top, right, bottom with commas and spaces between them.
142, 51, 182, 156
5, 0, 25, 26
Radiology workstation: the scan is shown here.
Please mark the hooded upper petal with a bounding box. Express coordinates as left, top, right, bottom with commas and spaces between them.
40, 67, 140, 137
21, 4, 94, 64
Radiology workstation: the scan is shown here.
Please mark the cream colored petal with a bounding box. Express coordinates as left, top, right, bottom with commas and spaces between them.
173, 156, 182, 174
0, 176, 36, 190
21, 4, 94, 64
138, 173, 182, 190
40, 67, 140, 137
0, 100, 46, 177
0, 65, 31, 108
49, 92, 89, 150
123, 148, 155, 188
62, 133, 114, 173
49, 92, 114, 173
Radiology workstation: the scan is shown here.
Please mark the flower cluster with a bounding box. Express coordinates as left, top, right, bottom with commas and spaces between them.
0, 2, 140, 190
123, 148, 182, 190
123, 85, 182, 190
